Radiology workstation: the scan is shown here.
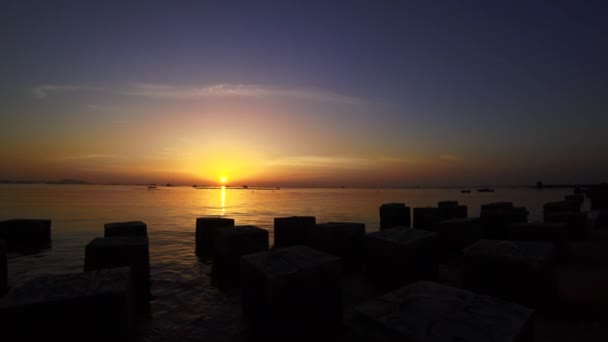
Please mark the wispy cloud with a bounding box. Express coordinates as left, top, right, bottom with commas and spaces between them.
58, 154, 126, 161
34, 83, 362, 105
267, 155, 371, 169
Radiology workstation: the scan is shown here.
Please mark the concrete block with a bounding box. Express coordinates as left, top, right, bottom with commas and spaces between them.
84, 237, 150, 308
427, 217, 482, 255
438, 205, 468, 221
480, 204, 528, 238
506, 222, 569, 260
0, 240, 6, 295
379, 203, 411, 229
438, 200, 459, 207
241, 246, 342, 338
565, 194, 584, 205
365, 228, 438, 289
213, 225, 269, 276
0, 219, 51, 250
353, 280, 534, 342
462, 239, 557, 307
104, 221, 147, 237
587, 184, 608, 210
274, 216, 316, 247
0, 267, 134, 341
195, 217, 235, 255
412, 207, 440, 229
545, 212, 588, 240
543, 200, 580, 220
307, 222, 365, 268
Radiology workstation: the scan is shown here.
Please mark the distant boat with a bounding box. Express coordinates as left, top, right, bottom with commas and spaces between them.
461, 190, 472, 193
165, 183, 174, 187
243, 185, 248, 189
147, 185, 157, 190
477, 188, 494, 193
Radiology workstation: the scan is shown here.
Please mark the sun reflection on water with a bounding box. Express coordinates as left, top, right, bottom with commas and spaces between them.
221, 185, 226, 215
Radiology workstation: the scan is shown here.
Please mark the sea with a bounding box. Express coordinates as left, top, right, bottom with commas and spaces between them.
0, 184, 584, 341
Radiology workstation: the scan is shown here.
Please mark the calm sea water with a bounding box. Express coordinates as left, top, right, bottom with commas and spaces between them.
0, 184, 583, 340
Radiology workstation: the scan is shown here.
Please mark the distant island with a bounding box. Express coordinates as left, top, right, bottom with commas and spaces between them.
0, 179, 90, 185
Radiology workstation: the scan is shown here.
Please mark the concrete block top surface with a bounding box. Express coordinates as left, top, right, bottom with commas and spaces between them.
104, 221, 147, 237
464, 240, 555, 263
0, 267, 131, 308
367, 228, 436, 246
322, 222, 366, 231
219, 225, 268, 238
438, 201, 458, 207
242, 245, 340, 277
436, 217, 480, 225
87, 236, 149, 249
355, 280, 533, 342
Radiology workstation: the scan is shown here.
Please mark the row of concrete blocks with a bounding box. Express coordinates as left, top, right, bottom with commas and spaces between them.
586, 183, 608, 210
379, 201, 468, 229
0, 220, 150, 341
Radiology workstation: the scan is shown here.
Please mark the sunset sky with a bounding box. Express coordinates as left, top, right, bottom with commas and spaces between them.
1, 1, 607, 187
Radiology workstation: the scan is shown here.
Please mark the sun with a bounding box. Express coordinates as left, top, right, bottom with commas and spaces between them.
220, 176, 227, 184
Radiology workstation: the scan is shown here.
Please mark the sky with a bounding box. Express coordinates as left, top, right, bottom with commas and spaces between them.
1, 0, 607, 187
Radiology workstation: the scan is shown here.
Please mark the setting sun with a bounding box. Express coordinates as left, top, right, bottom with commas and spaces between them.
220, 176, 227, 184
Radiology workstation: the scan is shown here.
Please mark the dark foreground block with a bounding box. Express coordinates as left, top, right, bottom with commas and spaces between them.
353, 280, 534, 342
274, 216, 316, 247
308, 222, 366, 268
506, 222, 569, 260
412, 207, 440, 229
84, 237, 150, 308
195, 217, 235, 255
545, 212, 588, 240
241, 246, 342, 338
438, 204, 468, 221
213, 225, 269, 276
480, 203, 529, 238
365, 228, 437, 289
438, 200, 459, 207
379, 203, 411, 229
0, 268, 134, 341
543, 200, 580, 220
462, 240, 557, 307
105, 221, 147, 237
0, 219, 51, 249
427, 217, 482, 255
0, 240, 6, 294
587, 184, 608, 210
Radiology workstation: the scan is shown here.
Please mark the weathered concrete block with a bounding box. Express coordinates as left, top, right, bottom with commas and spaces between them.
84, 237, 150, 308
0, 267, 134, 341
0, 240, 6, 295
427, 217, 482, 255
506, 222, 569, 260
480, 203, 528, 238
545, 212, 588, 240
438, 205, 468, 221
0, 219, 51, 250
543, 200, 580, 220
195, 217, 235, 255
462, 240, 557, 307
438, 200, 459, 207
353, 280, 534, 342
307, 222, 366, 268
365, 228, 437, 289
412, 207, 440, 229
213, 225, 269, 276
274, 216, 316, 247
379, 203, 411, 229
241, 246, 342, 338
105, 221, 147, 237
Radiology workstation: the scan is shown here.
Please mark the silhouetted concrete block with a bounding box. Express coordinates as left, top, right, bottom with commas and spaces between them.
379, 203, 411, 229
104, 221, 147, 237
0, 267, 134, 341
0, 219, 51, 249
0, 240, 6, 295
241, 246, 342, 338
274, 216, 316, 247
365, 228, 437, 289
587, 184, 608, 210
545, 212, 588, 240
213, 225, 269, 276
195, 217, 235, 255
462, 240, 557, 307
506, 222, 569, 260
307, 222, 365, 268
565, 194, 584, 205
480, 204, 528, 238
413, 207, 440, 229
589, 210, 608, 229
353, 280, 534, 342
427, 217, 482, 255
438, 205, 468, 221
438, 200, 458, 207
543, 200, 580, 220
84, 237, 150, 309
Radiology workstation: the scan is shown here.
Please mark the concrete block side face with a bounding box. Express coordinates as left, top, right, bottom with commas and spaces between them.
506, 223, 569, 260
438, 200, 458, 207
353, 281, 534, 342
0, 268, 135, 341
309, 223, 366, 267
0, 240, 6, 294
195, 217, 235, 254
274, 216, 316, 247
413, 207, 440, 229
214, 226, 269, 275
104, 221, 147, 237
462, 240, 557, 307
0, 219, 52, 248
380, 204, 411, 229
240, 246, 342, 338
438, 205, 468, 221
481, 206, 529, 239
543, 201, 581, 220
429, 218, 482, 255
